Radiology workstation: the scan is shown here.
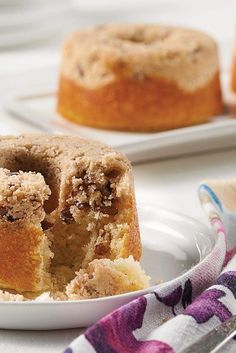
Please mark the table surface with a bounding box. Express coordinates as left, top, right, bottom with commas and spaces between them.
1, 1, 236, 351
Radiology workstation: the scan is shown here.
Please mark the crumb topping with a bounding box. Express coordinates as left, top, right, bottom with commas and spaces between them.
61, 24, 219, 91
0, 168, 50, 223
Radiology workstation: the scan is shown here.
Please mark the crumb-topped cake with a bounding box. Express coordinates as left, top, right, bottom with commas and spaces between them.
57, 24, 223, 132
0, 135, 147, 300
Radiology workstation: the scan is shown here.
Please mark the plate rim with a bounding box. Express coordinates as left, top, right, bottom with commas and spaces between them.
5, 90, 236, 163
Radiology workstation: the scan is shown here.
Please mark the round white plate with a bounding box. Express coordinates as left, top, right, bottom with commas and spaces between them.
0, 205, 215, 330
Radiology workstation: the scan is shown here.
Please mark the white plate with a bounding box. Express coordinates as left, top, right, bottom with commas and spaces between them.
0, 205, 214, 330
4, 66, 236, 162
6, 94, 236, 163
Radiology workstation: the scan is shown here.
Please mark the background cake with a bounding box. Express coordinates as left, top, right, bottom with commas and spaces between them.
57, 24, 223, 132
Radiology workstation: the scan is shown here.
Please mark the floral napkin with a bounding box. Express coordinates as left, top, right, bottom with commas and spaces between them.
64, 180, 236, 353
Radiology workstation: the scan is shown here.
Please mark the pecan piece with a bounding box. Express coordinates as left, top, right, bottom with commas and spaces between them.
75, 201, 90, 211
95, 242, 109, 255
0, 206, 8, 218
60, 208, 73, 224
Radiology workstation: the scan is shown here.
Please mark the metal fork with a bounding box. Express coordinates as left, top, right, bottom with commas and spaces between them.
181, 315, 236, 353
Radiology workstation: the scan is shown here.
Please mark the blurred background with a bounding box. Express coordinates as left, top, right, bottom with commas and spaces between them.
0, 0, 235, 75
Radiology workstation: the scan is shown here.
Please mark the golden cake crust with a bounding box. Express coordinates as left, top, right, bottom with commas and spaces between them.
58, 72, 222, 132
231, 50, 236, 92
0, 221, 47, 292
58, 24, 223, 131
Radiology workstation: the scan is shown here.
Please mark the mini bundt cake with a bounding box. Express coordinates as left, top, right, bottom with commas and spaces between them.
0, 135, 145, 299
57, 24, 223, 132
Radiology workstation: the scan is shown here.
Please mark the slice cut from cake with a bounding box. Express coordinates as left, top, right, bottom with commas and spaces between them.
66, 256, 150, 299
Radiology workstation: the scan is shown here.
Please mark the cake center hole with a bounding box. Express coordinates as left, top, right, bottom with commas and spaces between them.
115, 30, 170, 45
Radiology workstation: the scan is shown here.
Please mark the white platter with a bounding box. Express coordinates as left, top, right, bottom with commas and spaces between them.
4, 66, 236, 162
5, 93, 236, 164
0, 205, 215, 330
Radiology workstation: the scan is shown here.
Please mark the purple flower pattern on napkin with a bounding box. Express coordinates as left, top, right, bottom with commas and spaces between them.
64, 183, 236, 353
154, 279, 192, 315
217, 271, 236, 298
85, 296, 174, 353
155, 286, 183, 316
184, 288, 231, 323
